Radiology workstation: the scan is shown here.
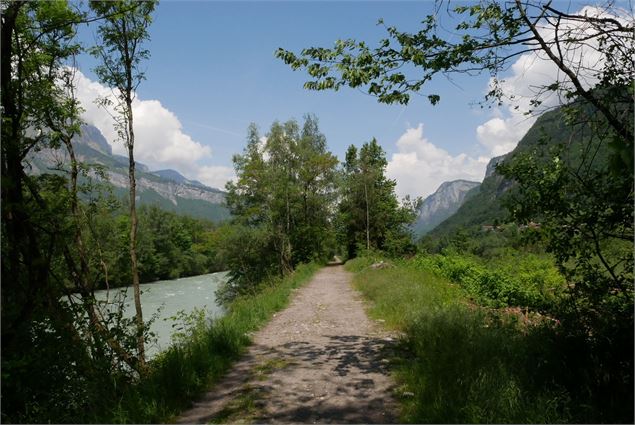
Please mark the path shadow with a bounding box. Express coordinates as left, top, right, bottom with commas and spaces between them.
240, 334, 400, 423
274, 334, 397, 376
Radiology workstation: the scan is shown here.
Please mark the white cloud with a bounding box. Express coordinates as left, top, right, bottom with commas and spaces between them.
129, 99, 212, 168
387, 124, 489, 199
74, 70, 232, 189
192, 165, 236, 191
75, 70, 211, 169
476, 115, 532, 157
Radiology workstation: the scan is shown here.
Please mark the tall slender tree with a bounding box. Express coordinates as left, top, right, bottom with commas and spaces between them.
293, 114, 338, 261
90, 0, 157, 370
339, 138, 419, 258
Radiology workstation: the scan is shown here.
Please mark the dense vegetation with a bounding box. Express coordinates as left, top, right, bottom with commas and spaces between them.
338, 139, 420, 258
219, 115, 418, 303
348, 254, 631, 423
93, 204, 228, 287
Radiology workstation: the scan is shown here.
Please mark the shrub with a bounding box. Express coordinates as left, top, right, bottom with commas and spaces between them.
411, 253, 565, 311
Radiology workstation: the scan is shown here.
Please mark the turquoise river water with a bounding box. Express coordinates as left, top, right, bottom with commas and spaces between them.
93, 271, 229, 358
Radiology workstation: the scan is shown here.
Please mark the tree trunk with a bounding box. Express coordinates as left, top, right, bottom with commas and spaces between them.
1, 3, 48, 347
283, 190, 292, 274
61, 133, 139, 372
127, 102, 146, 370
364, 182, 370, 250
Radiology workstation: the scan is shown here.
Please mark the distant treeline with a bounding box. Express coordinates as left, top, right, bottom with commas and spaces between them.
89, 204, 228, 288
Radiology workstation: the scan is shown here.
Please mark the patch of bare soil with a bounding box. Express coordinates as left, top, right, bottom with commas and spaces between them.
176, 265, 399, 424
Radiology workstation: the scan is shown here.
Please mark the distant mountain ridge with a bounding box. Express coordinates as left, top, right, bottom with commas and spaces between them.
427, 103, 602, 238
152, 169, 207, 188
414, 179, 480, 236
26, 124, 230, 222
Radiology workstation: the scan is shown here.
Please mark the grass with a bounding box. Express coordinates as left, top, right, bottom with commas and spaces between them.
209, 356, 293, 424
207, 383, 266, 424
252, 357, 293, 381
98, 262, 320, 423
347, 257, 574, 423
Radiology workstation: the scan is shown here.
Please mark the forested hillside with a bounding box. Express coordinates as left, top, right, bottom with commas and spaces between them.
429, 110, 562, 238
425, 100, 626, 242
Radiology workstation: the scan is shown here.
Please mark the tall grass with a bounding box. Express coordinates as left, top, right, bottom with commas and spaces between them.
348, 258, 576, 423
97, 262, 320, 423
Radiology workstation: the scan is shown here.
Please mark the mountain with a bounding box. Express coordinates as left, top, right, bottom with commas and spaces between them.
414, 179, 480, 236
427, 103, 605, 238
26, 124, 230, 222
485, 154, 508, 178
427, 159, 511, 237
73, 123, 112, 155
152, 169, 206, 188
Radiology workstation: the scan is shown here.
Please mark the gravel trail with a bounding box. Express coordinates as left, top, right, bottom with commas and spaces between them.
176, 264, 398, 424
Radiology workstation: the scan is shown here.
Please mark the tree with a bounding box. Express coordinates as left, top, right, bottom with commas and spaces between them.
224, 116, 338, 299
1, 7, 86, 418
266, 119, 299, 274
90, 0, 157, 371
339, 138, 420, 258
0, 2, 146, 420
224, 122, 280, 290
1, 0, 82, 352
292, 114, 339, 262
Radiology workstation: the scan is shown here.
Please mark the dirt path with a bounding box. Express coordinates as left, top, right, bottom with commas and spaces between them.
176, 265, 399, 424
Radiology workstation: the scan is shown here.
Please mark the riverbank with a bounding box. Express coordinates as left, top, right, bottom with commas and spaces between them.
93, 263, 320, 423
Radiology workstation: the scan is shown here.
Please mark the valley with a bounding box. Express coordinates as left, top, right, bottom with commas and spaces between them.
2, 1, 632, 424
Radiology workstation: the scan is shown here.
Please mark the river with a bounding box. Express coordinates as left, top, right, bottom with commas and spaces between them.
93, 271, 229, 358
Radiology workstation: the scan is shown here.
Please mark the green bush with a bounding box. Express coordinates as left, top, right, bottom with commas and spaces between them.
412, 253, 565, 311
400, 306, 571, 424
214, 224, 282, 304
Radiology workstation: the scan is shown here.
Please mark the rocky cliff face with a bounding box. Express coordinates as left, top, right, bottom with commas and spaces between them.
414, 179, 481, 236
74, 123, 112, 155
26, 124, 229, 222
105, 171, 225, 206
485, 153, 508, 178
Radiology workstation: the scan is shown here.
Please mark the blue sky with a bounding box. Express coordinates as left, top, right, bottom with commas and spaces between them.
141, 0, 490, 155
73, 0, 611, 198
